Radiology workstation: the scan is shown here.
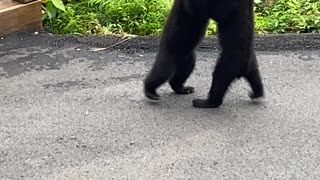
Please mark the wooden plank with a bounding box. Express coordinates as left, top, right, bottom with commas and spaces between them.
0, 0, 42, 36
0, 0, 20, 10
13, 0, 36, 4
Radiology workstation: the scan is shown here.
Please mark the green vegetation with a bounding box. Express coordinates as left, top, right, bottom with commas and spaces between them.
255, 0, 320, 33
42, 0, 320, 35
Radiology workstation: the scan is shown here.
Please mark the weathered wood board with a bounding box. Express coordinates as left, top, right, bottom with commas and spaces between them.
13, 0, 35, 4
0, 0, 42, 36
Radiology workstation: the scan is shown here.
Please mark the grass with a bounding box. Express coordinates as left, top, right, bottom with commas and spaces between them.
42, 0, 320, 35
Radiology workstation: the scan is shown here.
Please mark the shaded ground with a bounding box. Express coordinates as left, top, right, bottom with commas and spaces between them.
0, 32, 320, 179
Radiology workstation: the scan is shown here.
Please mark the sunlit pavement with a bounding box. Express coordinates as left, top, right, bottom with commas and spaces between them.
1, 32, 320, 179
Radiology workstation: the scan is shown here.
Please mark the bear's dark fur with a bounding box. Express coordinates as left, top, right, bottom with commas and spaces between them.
144, 0, 264, 108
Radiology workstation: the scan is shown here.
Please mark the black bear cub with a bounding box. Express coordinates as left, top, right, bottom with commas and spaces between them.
144, 0, 264, 108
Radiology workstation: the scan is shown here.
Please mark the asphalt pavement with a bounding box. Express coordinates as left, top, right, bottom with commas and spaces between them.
0, 32, 320, 179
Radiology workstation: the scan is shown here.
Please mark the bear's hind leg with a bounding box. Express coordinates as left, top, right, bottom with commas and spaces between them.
245, 68, 264, 101
144, 55, 175, 101
169, 52, 196, 94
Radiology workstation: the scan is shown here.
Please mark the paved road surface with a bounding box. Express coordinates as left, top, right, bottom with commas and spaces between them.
1, 32, 320, 179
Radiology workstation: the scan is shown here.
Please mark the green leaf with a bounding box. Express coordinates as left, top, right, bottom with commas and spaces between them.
254, 0, 262, 4
51, 0, 66, 12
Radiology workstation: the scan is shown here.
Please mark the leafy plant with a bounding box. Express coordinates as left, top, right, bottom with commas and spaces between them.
42, 0, 320, 35
86, 0, 170, 35
254, 0, 320, 34
42, 0, 66, 20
